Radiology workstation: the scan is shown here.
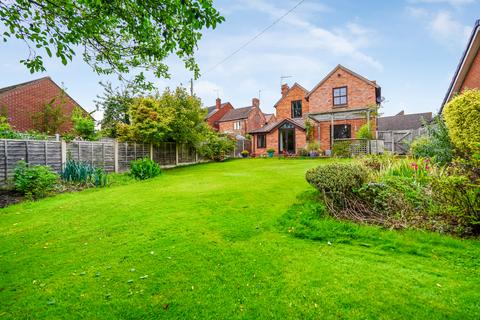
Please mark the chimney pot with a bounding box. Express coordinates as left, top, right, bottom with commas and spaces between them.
215, 98, 221, 110
252, 98, 260, 108
281, 84, 289, 96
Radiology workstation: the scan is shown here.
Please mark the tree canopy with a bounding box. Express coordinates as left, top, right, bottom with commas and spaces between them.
117, 87, 209, 145
0, 0, 224, 87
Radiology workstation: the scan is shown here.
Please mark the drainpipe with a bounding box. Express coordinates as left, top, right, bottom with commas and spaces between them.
330, 113, 334, 149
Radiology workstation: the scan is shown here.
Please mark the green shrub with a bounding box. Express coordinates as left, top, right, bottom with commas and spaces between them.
297, 148, 309, 157
443, 89, 480, 155
356, 124, 373, 140
130, 158, 161, 180
198, 132, 235, 161
266, 148, 275, 154
409, 117, 454, 165
430, 174, 480, 235
14, 161, 59, 199
358, 176, 429, 216
240, 150, 249, 156
306, 163, 368, 197
332, 141, 351, 158
61, 159, 107, 187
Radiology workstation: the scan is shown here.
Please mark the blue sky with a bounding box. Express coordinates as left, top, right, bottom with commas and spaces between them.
1, 0, 479, 120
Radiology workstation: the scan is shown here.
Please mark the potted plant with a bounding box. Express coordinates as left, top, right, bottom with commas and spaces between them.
266, 148, 275, 158
240, 150, 249, 158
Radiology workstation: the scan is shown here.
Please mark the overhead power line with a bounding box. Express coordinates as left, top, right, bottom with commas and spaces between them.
203, 0, 306, 75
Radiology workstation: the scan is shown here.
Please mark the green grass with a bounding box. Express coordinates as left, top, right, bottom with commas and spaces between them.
1, 158, 479, 319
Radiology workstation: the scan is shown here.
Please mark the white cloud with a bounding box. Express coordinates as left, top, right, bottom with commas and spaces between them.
429, 11, 471, 42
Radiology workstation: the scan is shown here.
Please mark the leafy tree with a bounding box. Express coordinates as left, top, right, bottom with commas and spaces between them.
31, 95, 67, 134
95, 81, 140, 137
443, 89, 480, 155
71, 108, 96, 140
117, 87, 208, 145
117, 96, 175, 143
0, 1, 224, 88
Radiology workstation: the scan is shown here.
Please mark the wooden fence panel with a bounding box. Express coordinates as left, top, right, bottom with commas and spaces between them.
66, 141, 115, 172
0, 140, 62, 181
153, 142, 176, 166
178, 144, 196, 164
117, 142, 150, 172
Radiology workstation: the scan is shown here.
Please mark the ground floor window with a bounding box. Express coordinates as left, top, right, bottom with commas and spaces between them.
333, 124, 351, 139
257, 134, 266, 148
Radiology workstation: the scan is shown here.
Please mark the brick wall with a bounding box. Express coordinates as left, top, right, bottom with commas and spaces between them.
308, 68, 377, 113
247, 106, 266, 133
275, 85, 309, 120
462, 49, 480, 91
218, 119, 246, 136
0, 78, 88, 133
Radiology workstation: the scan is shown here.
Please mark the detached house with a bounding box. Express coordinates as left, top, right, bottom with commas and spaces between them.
250, 65, 381, 155
218, 98, 266, 137
0, 77, 91, 133
204, 98, 234, 131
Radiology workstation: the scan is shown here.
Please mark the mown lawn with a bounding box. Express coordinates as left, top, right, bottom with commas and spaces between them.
1, 158, 479, 319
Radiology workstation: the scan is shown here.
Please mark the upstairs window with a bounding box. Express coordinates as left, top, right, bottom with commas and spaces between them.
333, 86, 348, 106
257, 134, 266, 148
233, 121, 242, 130
291, 100, 302, 118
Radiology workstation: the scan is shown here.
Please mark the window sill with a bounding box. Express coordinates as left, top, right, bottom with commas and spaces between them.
333, 104, 348, 108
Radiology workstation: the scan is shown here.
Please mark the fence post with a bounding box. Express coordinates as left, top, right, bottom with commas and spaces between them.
175, 142, 179, 166
195, 148, 198, 163
391, 134, 395, 153
4, 140, 8, 182
61, 140, 67, 170
113, 140, 119, 173
44, 141, 48, 166
150, 144, 154, 161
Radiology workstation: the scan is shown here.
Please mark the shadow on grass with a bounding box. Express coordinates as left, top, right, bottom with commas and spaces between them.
277, 191, 480, 265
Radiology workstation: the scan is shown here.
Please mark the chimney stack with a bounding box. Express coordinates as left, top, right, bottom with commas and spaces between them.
396, 110, 405, 116
281, 83, 289, 96
252, 97, 260, 108
215, 98, 221, 110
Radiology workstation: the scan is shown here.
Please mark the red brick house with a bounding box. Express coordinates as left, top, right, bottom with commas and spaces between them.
205, 98, 234, 131
0, 77, 92, 133
264, 113, 276, 124
250, 65, 381, 156
441, 19, 480, 112
218, 98, 266, 137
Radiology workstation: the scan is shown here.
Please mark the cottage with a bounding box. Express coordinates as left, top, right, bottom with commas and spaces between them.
0, 77, 91, 133
441, 19, 480, 111
204, 98, 234, 131
218, 98, 266, 137
250, 65, 381, 156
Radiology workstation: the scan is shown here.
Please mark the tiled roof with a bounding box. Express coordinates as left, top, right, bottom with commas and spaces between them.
0, 77, 50, 96
219, 106, 253, 122
377, 112, 432, 131
264, 113, 274, 122
249, 118, 305, 133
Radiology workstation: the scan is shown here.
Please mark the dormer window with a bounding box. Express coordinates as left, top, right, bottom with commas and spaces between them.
333, 86, 347, 106
291, 100, 302, 118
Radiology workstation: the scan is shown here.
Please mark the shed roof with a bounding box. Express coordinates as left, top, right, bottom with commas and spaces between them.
377, 112, 432, 131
